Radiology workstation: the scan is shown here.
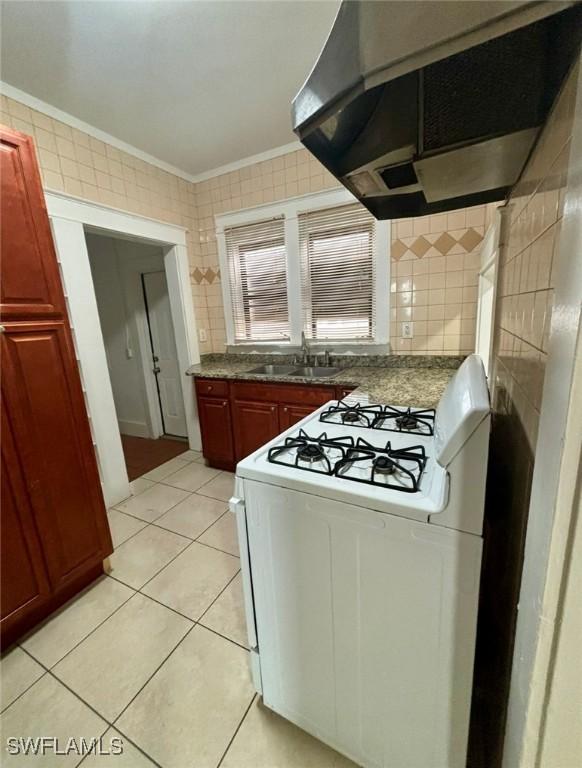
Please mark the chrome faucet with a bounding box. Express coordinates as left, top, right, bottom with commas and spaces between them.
301, 331, 309, 365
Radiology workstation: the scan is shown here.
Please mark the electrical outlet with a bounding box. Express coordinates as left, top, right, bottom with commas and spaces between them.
402, 321, 414, 339
199, 328, 208, 342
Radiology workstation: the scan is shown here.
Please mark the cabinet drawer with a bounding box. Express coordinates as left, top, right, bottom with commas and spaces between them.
231, 381, 335, 407
195, 378, 229, 398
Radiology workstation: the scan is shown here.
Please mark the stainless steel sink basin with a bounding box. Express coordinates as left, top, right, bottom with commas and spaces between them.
289, 366, 342, 378
246, 364, 299, 375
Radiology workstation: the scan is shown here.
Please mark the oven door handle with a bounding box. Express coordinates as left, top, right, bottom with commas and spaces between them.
230, 496, 258, 651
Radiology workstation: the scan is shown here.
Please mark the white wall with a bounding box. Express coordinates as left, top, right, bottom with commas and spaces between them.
503, 56, 582, 768
86, 233, 164, 438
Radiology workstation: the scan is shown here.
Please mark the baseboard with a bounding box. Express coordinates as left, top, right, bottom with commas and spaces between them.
118, 419, 150, 438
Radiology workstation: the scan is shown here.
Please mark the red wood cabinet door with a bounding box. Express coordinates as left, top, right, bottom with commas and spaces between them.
198, 396, 235, 469
279, 403, 318, 431
1, 403, 52, 638
233, 399, 280, 461
1, 323, 113, 591
0, 127, 66, 321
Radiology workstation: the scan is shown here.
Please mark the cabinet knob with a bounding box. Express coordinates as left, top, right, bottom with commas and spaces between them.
207, 385, 213, 391
222, 401, 227, 406
283, 407, 288, 412
271, 406, 275, 412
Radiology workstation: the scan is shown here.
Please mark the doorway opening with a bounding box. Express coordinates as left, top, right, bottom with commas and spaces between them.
86, 231, 188, 480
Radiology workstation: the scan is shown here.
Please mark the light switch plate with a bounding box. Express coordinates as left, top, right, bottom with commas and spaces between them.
402, 322, 414, 338
199, 328, 208, 342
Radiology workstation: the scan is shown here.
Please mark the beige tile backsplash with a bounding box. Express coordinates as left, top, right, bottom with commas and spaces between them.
2, 93, 488, 356
492, 60, 578, 452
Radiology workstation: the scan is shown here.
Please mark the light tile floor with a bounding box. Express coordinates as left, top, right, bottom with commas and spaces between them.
0, 450, 356, 768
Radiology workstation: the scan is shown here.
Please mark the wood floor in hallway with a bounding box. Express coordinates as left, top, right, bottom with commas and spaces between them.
121, 434, 189, 480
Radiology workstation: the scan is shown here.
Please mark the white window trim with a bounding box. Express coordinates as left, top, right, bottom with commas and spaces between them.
216, 188, 390, 351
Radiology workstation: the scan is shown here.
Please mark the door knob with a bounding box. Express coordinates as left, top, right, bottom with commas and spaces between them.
152, 355, 159, 362
153, 366, 161, 374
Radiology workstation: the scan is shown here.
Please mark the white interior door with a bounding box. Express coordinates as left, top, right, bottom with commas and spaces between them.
142, 270, 187, 437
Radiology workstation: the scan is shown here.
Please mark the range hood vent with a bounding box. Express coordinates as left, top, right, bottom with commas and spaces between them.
292, 1, 582, 219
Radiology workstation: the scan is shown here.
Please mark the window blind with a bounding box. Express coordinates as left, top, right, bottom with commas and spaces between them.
299, 203, 376, 341
225, 217, 290, 342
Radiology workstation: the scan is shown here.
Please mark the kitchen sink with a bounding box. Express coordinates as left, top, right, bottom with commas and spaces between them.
246, 364, 299, 375
289, 366, 342, 378
246, 364, 342, 378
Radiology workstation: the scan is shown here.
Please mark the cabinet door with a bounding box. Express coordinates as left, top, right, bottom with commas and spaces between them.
233, 400, 280, 461
1, 323, 113, 592
198, 396, 235, 469
1, 402, 52, 638
1, 127, 66, 321
279, 403, 318, 431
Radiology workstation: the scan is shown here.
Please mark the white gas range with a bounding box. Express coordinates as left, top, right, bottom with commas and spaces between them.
230, 354, 490, 768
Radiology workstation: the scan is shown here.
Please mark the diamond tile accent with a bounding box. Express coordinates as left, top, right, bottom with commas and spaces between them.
409, 236, 431, 258
204, 268, 216, 284
391, 239, 408, 261
192, 267, 204, 284
459, 227, 483, 252
434, 232, 456, 255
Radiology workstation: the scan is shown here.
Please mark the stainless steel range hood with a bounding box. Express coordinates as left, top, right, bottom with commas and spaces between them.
292, 1, 582, 219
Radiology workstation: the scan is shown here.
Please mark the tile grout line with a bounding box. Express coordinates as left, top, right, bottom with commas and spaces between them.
75, 725, 163, 768
197, 621, 249, 654
18, 582, 138, 674
0, 666, 49, 715
20, 625, 193, 768
216, 693, 258, 768
110, 621, 199, 738
195, 569, 242, 625
149, 507, 232, 550
110, 483, 231, 549
19, 647, 163, 768
7, 467, 240, 764
157, 462, 222, 493
158, 464, 228, 496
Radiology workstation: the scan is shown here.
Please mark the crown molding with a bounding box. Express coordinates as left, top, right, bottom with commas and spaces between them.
2, 81, 304, 186
1, 81, 198, 182
190, 140, 303, 183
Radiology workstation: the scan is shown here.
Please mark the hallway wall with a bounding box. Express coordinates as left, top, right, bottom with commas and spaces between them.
87, 233, 164, 438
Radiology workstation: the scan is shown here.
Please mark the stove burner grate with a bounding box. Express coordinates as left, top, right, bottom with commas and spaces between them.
320, 402, 436, 436
267, 429, 354, 476
297, 443, 326, 463
267, 431, 427, 492
395, 413, 419, 431
334, 437, 427, 492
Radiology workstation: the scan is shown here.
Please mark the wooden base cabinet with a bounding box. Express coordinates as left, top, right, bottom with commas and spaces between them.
233, 400, 280, 460
0, 125, 112, 648
197, 396, 235, 470
195, 376, 356, 469
279, 403, 317, 431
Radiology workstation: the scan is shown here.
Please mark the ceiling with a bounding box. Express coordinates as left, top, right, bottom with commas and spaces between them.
1, 0, 340, 177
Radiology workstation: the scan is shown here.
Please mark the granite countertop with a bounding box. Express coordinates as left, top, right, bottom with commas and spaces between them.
186, 354, 462, 408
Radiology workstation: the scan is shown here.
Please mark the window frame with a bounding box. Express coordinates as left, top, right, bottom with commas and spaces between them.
216, 188, 390, 351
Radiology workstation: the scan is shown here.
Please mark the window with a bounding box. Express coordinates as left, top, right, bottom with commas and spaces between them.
217, 189, 389, 348
299, 204, 375, 341
224, 217, 289, 342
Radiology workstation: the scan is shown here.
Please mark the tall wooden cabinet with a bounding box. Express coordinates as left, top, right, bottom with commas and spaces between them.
1, 126, 113, 648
